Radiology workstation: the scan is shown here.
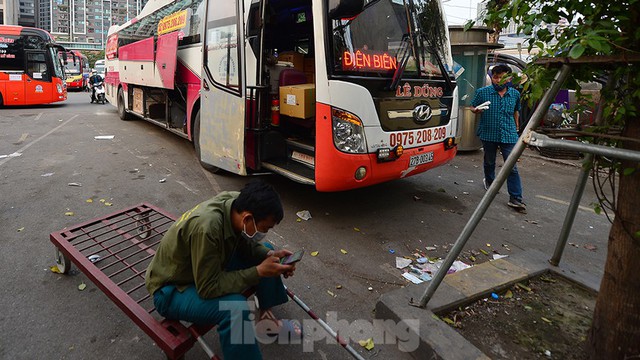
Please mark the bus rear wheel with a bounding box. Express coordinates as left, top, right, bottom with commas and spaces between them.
194, 110, 221, 173
117, 87, 132, 120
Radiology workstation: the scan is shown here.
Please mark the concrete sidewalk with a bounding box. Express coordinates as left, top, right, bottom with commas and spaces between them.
375, 249, 601, 359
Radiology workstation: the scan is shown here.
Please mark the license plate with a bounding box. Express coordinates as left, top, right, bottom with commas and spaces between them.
409, 152, 434, 166
291, 151, 315, 167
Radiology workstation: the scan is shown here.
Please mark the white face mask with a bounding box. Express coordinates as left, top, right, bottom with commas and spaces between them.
242, 216, 267, 242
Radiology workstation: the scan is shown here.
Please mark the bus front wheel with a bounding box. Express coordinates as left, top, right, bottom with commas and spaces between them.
117, 87, 132, 120
194, 110, 220, 173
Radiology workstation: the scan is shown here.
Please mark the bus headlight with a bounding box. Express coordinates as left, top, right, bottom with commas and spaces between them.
56, 84, 63, 94
332, 108, 367, 153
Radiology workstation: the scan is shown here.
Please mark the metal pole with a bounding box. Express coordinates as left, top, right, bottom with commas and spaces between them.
417, 64, 573, 308
256, 0, 267, 86
284, 285, 366, 360
549, 153, 592, 266
549, 78, 609, 266
526, 132, 640, 162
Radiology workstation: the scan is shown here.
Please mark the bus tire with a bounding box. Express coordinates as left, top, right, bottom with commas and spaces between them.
193, 110, 221, 173
117, 87, 132, 120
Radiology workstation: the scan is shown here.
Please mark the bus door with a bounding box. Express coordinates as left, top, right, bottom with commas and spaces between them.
3, 72, 26, 105
25, 51, 52, 104
200, 0, 247, 174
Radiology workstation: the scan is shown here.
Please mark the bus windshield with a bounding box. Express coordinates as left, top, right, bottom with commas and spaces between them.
95, 63, 105, 74
64, 58, 81, 74
329, 0, 451, 79
49, 47, 64, 79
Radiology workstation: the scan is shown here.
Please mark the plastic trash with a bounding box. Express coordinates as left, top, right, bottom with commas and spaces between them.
0, 152, 22, 159
416, 257, 428, 264
68, 182, 82, 187
94, 135, 115, 140
88, 254, 101, 263
491, 293, 499, 299
296, 210, 312, 221
395, 257, 412, 269
402, 273, 423, 284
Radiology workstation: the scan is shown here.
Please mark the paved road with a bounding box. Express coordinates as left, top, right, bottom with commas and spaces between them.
0, 92, 610, 359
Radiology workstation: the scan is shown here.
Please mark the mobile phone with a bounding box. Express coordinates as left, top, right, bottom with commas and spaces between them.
280, 250, 304, 265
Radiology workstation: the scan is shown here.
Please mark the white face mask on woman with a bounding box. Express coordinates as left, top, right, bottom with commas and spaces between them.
241, 216, 267, 242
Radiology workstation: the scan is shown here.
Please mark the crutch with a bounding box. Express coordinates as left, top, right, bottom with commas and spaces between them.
284, 285, 366, 360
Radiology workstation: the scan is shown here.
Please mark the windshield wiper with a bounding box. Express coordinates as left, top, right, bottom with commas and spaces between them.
389, 34, 412, 90
418, 32, 453, 91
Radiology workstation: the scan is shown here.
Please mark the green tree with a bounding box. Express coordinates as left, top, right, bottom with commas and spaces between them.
475, 0, 640, 358
482, 0, 510, 43
86, 50, 105, 68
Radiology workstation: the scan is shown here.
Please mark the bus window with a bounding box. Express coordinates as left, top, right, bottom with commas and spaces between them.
0, 36, 25, 70
205, 0, 241, 91
27, 52, 51, 81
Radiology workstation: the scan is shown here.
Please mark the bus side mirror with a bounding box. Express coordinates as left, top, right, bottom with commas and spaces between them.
61, 52, 68, 62
328, 0, 365, 19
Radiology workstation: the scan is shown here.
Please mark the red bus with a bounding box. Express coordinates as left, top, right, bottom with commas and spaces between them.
0, 25, 68, 106
105, 0, 458, 191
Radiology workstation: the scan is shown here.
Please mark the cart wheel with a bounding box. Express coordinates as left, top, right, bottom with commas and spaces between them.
55, 247, 72, 274
135, 214, 152, 239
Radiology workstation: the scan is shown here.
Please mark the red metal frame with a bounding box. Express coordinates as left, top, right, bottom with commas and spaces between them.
49, 203, 217, 359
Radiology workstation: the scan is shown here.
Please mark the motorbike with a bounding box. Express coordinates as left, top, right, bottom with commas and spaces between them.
91, 81, 106, 104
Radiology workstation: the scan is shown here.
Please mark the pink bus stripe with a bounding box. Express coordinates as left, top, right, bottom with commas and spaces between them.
119, 37, 155, 62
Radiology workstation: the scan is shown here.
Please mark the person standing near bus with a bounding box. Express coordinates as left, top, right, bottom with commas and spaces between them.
145, 180, 301, 359
471, 64, 526, 211
88, 70, 103, 103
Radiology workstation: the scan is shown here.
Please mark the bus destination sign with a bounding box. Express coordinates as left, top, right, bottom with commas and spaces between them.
342, 50, 397, 72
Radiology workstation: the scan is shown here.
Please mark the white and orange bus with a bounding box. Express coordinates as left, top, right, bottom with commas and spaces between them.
0, 25, 68, 106
105, 0, 458, 191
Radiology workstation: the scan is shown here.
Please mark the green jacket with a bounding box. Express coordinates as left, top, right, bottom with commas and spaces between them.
145, 192, 270, 298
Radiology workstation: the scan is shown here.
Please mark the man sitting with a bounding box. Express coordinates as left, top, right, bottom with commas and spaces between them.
145, 180, 301, 359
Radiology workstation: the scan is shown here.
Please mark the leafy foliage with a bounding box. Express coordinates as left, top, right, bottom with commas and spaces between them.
470, 1, 639, 118
85, 50, 106, 68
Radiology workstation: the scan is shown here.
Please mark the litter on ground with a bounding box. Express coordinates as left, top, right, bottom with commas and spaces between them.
296, 210, 312, 220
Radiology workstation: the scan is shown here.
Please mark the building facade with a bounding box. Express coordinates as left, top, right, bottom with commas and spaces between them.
41, 0, 148, 50
1, 0, 19, 25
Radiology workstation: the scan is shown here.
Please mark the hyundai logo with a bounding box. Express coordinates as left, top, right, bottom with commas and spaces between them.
413, 104, 432, 123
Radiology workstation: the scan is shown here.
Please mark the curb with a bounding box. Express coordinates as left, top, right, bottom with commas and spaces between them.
375, 249, 600, 359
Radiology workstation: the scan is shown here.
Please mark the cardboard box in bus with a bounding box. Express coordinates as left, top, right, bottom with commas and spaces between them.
303, 57, 315, 73
304, 71, 315, 84
279, 84, 315, 119
133, 88, 143, 114
278, 51, 304, 70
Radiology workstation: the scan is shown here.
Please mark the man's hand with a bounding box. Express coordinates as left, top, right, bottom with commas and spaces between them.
257, 256, 293, 278
270, 249, 292, 259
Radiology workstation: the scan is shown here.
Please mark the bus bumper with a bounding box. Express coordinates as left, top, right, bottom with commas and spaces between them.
315, 103, 457, 192
66, 80, 83, 89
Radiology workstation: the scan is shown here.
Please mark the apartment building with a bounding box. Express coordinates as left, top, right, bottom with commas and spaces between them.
1, 0, 19, 25
40, 0, 148, 49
